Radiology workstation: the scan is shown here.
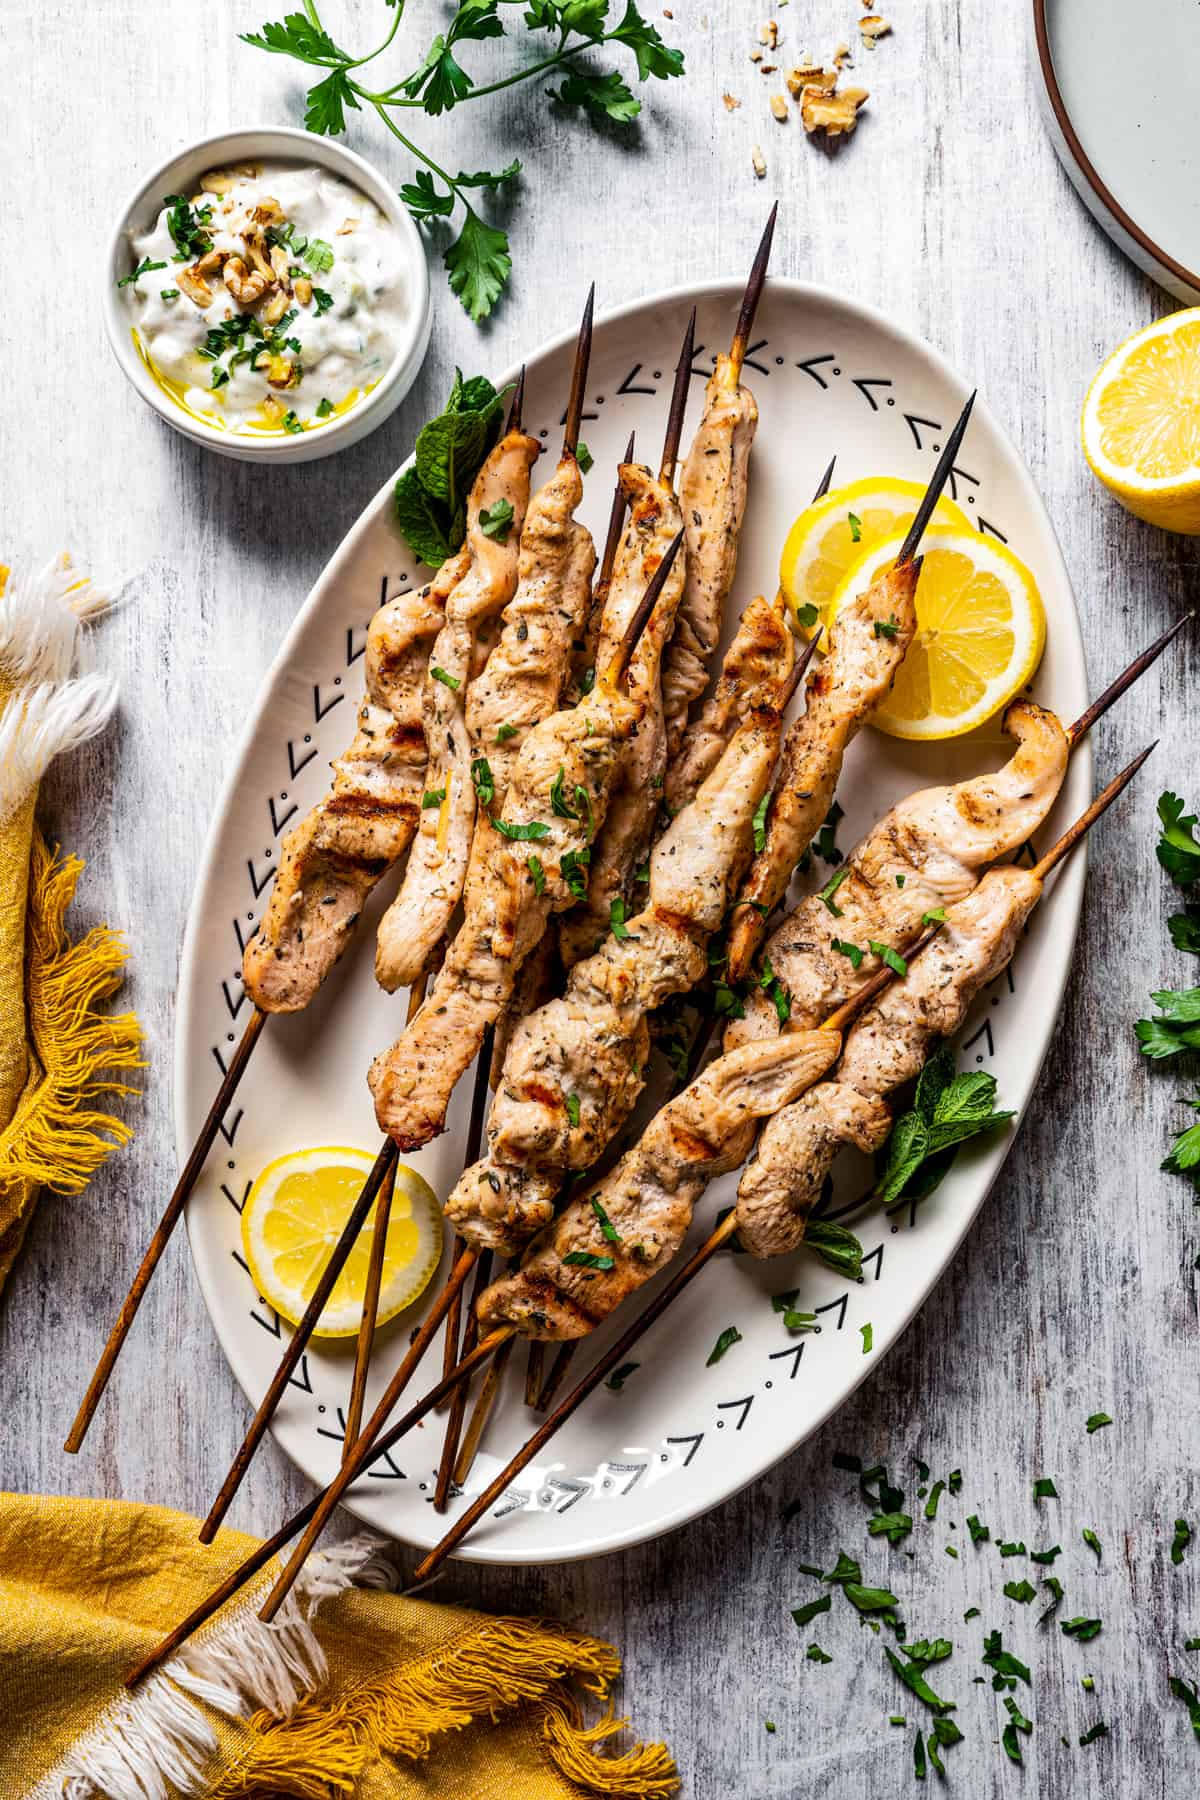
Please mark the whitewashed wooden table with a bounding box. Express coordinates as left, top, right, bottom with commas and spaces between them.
3, 1, 1198, 1791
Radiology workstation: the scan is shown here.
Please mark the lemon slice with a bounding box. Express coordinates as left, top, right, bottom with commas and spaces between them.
828, 525, 1046, 741
1082, 308, 1200, 533
241, 1146, 443, 1338
779, 477, 972, 641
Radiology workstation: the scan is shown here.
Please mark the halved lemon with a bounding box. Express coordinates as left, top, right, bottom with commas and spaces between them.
241, 1146, 443, 1338
1082, 309, 1200, 533
828, 525, 1046, 740
779, 477, 972, 642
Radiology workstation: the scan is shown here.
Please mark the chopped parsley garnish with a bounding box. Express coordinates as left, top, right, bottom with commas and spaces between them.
160, 287, 180, 301
117, 255, 169, 288
967, 1515, 990, 1545
832, 938, 864, 969
561, 846, 590, 898
589, 1195, 620, 1242
564, 1092, 581, 1128
563, 1249, 613, 1271
1033, 1476, 1058, 1501
796, 602, 820, 630
282, 410, 304, 435
1157, 791, 1200, 886
1170, 1675, 1200, 1738
431, 664, 461, 690
791, 1593, 832, 1629
550, 764, 575, 817
874, 615, 900, 640
764, 1718, 777, 1731
1061, 1616, 1103, 1641
1029, 1545, 1061, 1563
211, 366, 231, 390
579, 664, 596, 696
421, 788, 446, 808
896, 873, 907, 888
1004, 1580, 1036, 1604
753, 790, 771, 853
806, 1644, 833, 1664
575, 439, 594, 473
1083, 1529, 1102, 1560
609, 897, 633, 941
921, 907, 946, 926
480, 498, 515, 541
312, 286, 334, 315
714, 981, 745, 1021
527, 854, 545, 895
471, 756, 495, 808
868, 940, 908, 977
491, 816, 550, 840
1079, 1721, 1108, 1746
860, 1321, 873, 1355
983, 1629, 1030, 1687
818, 865, 851, 916
848, 510, 862, 542
606, 1361, 639, 1391
495, 722, 519, 742
1086, 1411, 1112, 1433
815, 801, 844, 865
302, 237, 335, 274
924, 1480, 945, 1520
1173, 1518, 1193, 1565
162, 193, 213, 259
315, 396, 334, 417
869, 1511, 914, 1545
998, 1541, 1027, 1558
706, 1324, 743, 1366
883, 1645, 955, 1714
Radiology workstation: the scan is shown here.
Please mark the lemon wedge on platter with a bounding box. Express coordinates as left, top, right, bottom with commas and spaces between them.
779, 476, 972, 642
241, 1146, 443, 1338
827, 524, 1046, 741
1082, 308, 1200, 533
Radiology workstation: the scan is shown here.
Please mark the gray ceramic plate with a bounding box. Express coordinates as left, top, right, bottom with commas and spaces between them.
1035, 0, 1200, 302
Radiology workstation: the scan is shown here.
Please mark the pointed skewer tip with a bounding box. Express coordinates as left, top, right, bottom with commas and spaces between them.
895, 389, 977, 568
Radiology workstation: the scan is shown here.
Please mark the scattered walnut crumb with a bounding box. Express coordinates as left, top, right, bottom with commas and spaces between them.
859, 13, 891, 44
786, 60, 832, 95
833, 41, 852, 67
760, 61, 777, 72
749, 48, 762, 61
337, 217, 359, 236
722, 92, 742, 110
758, 19, 779, 48
769, 93, 789, 121
663, 6, 673, 14
800, 83, 868, 135
751, 143, 767, 178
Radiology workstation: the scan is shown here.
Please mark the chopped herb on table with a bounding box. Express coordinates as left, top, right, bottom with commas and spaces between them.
1086, 1412, 1112, 1433
605, 1361, 639, 1391
1061, 1616, 1103, 1642
1172, 1518, 1193, 1564
1083, 1529, 1102, 1560
1171, 1675, 1200, 1737
791, 1592, 832, 1629
1033, 1476, 1058, 1501
242, 0, 683, 319
860, 1321, 873, 1354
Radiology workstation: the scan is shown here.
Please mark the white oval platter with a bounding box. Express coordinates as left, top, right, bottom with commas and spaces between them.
179, 278, 1090, 1565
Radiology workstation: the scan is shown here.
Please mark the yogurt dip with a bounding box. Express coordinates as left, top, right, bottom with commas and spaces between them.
117, 162, 414, 436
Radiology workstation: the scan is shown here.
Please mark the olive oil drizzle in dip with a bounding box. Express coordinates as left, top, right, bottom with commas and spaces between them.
119, 163, 413, 436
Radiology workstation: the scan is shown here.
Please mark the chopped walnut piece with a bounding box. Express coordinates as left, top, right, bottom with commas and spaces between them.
760, 61, 777, 72
245, 234, 276, 282
770, 93, 789, 121
722, 92, 742, 110
251, 197, 284, 226
749, 48, 762, 62
176, 265, 213, 309
261, 287, 291, 327
194, 248, 226, 276
859, 13, 891, 43
751, 143, 767, 178
336, 217, 359, 235
293, 275, 313, 305
758, 18, 779, 47
833, 41, 852, 66
786, 60, 832, 95
222, 255, 270, 306
258, 353, 300, 390
800, 82, 868, 135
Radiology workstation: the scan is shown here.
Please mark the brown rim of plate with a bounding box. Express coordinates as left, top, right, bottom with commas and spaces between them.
1033, 0, 1200, 294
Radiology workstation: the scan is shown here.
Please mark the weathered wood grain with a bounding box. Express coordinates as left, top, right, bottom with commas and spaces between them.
1, 1, 1197, 1792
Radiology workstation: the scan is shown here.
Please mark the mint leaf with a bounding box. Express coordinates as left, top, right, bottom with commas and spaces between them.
393, 467, 456, 567
803, 1218, 863, 1280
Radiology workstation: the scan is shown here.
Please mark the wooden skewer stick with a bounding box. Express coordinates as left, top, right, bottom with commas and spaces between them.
410, 746, 1156, 1580
658, 308, 697, 490
895, 391, 976, 567
506, 365, 526, 433
199, 1134, 399, 1542
434, 1247, 496, 1506
65, 1006, 268, 1454
533, 1340, 577, 1413
524, 1340, 546, 1409
1065, 611, 1192, 746
603, 528, 686, 690
561, 286, 595, 461
455, 1330, 517, 1483
728, 203, 778, 387
343, 971, 432, 1457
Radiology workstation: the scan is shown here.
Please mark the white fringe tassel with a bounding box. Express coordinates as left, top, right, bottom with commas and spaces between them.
32, 1533, 396, 1800
0, 553, 122, 829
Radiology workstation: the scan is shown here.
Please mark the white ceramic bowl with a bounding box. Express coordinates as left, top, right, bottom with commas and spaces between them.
102, 126, 432, 464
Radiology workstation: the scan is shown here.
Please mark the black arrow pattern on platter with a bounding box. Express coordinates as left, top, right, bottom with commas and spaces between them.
815, 1292, 849, 1330
616, 363, 657, 396
250, 1301, 282, 1339
346, 623, 369, 665
222, 977, 250, 1019
860, 1243, 884, 1283
796, 354, 837, 388
543, 1475, 591, 1513
602, 1461, 647, 1496
904, 413, 941, 450
313, 682, 345, 722
945, 465, 979, 504
246, 857, 275, 900
221, 1180, 252, 1216
664, 1432, 704, 1468
316, 1408, 346, 1446
768, 1343, 806, 1379
217, 1108, 243, 1148
853, 377, 893, 411
288, 1355, 312, 1395
963, 1019, 995, 1060
288, 738, 318, 779
269, 795, 298, 837
741, 338, 770, 376
494, 1486, 530, 1519
716, 1395, 754, 1432
365, 1444, 406, 1480
977, 517, 1008, 542
233, 915, 255, 955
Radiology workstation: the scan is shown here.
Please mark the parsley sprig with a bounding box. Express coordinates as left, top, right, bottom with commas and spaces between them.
242, 0, 684, 319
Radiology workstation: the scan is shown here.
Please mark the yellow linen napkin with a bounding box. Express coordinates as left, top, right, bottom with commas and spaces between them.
1, 1494, 678, 1798
0, 556, 140, 1294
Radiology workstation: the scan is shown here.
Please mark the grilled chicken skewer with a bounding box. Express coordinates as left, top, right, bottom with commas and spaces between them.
664, 453, 836, 815
557, 317, 696, 966
724, 397, 976, 984
374, 297, 596, 994
660, 207, 774, 766
62, 381, 536, 1458
401, 746, 1152, 1576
